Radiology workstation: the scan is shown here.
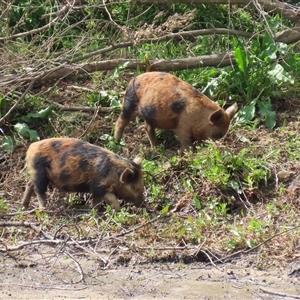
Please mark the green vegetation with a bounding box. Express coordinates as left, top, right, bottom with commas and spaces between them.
0, 1, 300, 270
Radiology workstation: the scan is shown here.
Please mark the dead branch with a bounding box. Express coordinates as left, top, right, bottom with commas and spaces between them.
54, 102, 118, 113
0, 0, 77, 42
0, 221, 39, 227
78, 105, 101, 139
69, 28, 258, 64
0, 53, 234, 86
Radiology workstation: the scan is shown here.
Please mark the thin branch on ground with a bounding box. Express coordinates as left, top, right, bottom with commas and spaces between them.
259, 288, 300, 299
64, 250, 85, 284
0, 80, 35, 124
78, 104, 101, 139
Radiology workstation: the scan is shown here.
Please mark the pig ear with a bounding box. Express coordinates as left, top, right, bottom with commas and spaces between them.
120, 168, 134, 184
133, 156, 142, 166
209, 109, 224, 124
226, 102, 238, 119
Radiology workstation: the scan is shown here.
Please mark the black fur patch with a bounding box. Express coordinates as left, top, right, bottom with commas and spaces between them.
62, 183, 90, 193
141, 105, 156, 127
96, 155, 111, 178
59, 151, 69, 168
78, 158, 89, 170
33, 155, 51, 193
121, 79, 139, 119
171, 99, 186, 114
71, 140, 102, 159
51, 140, 62, 152
59, 170, 72, 182
91, 185, 107, 197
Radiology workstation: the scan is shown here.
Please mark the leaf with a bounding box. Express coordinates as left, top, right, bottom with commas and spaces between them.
112, 61, 131, 78
14, 123, 40, 141
193, 196, 201, 210
268, 64, 294, 84
258, 99, 276, 129
159, 204, 170, 216
237, 100, 256, 122
1, 136, 14, 153
234, 45, 247, 74
21, 105, 56, 123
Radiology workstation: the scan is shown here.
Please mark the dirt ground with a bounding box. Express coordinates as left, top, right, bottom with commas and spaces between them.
1, 251, 300, 300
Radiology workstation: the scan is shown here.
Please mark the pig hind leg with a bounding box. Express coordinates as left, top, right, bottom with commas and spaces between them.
114, 87, 139, 142
22, 181, 35, 209
144, 121, 159, 147
32, 171, 50, 209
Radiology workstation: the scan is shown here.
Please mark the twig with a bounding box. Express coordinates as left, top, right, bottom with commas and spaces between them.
64, 250, 85, 284
54, 101, 117, 113
137, 246, 196, 251
0, 80, 35, 124
0, 209, 36, 218
102, 0, 123, 30
0, 283, 88, 291
0, 221, 39, 227
259, 288, 300, 299
78, 104, 101, 139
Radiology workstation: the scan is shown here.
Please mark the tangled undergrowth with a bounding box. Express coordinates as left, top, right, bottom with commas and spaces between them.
0, 81, 300, 276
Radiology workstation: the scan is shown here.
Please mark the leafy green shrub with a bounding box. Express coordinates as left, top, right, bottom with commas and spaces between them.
206, 33, 297, 129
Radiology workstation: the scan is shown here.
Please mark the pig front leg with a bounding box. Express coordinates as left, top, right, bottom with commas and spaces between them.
176, 129, 194, 154
114, 117, 131, 142
92, 192, 121, 211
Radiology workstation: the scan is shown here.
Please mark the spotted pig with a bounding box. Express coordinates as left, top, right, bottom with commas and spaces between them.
22, 138, 144, 211
114, 72, 238, 153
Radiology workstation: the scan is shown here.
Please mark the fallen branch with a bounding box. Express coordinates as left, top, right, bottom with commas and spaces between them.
0, 53, 235, 86
69, 28, 257, 64
54, 102, 118, 113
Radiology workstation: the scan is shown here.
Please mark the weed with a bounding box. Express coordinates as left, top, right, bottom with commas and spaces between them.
0, 199, 9, 213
